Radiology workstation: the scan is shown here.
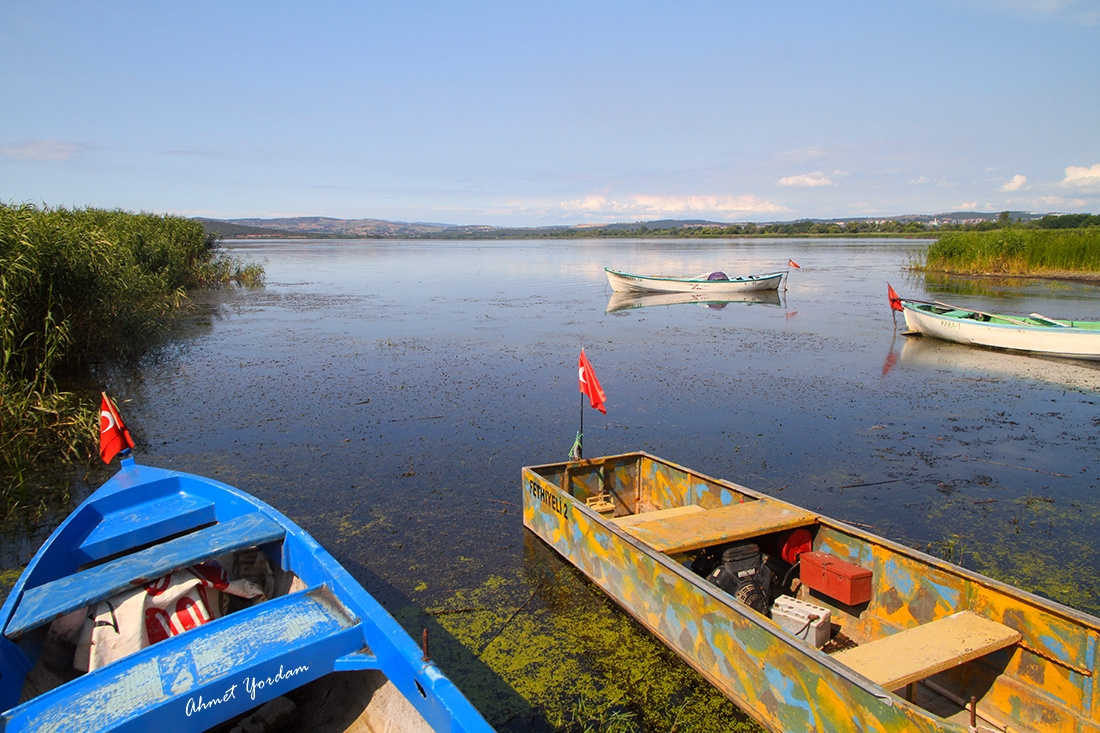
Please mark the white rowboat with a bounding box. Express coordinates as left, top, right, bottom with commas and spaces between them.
605, 268, 785, 294
899, 299, 1100, 361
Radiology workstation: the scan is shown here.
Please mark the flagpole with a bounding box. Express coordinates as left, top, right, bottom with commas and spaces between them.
579, 391, 584, 454
574, 346, 605, 460
574, 349, 584, 460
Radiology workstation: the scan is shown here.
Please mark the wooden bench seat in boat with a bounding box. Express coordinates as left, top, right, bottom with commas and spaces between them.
2, 585, 370, 731
4, 513, 286, 638
609, 505, 705, 527
832, 611, 1021, 691
609, 498, 817, 554
76, 491, 217, 564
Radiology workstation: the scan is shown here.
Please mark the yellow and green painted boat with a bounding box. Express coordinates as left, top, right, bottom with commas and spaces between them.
522, 452, 1100, 732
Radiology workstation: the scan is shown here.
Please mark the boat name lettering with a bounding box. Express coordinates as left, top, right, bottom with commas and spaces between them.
939, 320, 961, 329
183, 661, 312, 716
527, 480, 570, 520
184, 684, 239, 716
244, 662, 312, 701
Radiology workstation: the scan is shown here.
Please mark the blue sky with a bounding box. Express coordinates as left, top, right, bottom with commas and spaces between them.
2, 1, 1098, 226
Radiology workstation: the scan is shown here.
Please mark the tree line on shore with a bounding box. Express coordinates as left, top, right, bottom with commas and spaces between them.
542, 212, 1100, 239
1, 204, 263, 519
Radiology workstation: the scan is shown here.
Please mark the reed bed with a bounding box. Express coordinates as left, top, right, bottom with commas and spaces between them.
920, 229, 1100, 277
1, 204, 263, 518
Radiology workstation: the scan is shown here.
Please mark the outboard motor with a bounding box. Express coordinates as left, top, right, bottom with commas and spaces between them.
707, 541, 773, 614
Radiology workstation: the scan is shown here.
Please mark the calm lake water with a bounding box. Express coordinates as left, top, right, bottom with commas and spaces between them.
10, 237, 1100, 730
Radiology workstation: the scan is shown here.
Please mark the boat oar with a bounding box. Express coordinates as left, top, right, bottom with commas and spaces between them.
932, 301, 1033, 328
1029, 313, 1071, 327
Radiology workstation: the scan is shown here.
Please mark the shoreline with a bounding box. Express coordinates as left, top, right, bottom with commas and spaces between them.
915, 268, 1100, 285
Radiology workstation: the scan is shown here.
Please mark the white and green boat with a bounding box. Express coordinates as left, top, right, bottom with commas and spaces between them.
898, 298, 1100, 360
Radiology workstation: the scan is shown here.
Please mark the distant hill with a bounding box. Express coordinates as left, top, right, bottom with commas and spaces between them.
196, 218, 298, 238
197, 216, 500, 238
196, 211, 1052, 239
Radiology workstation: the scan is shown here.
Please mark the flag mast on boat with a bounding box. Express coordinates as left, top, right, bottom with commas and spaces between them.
887, 283, 903, 328
99, 392, 135, 464
572, 348, 606, 460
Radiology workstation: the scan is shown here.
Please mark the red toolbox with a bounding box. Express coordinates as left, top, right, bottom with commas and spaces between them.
800, 551, 872, 605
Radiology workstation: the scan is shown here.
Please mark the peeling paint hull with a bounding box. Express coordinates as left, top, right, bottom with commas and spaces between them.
522, 452, 1100, 733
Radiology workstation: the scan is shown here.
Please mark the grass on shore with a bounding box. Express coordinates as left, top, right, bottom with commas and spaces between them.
1, 204, 264, 519
918, 228, 1100, 278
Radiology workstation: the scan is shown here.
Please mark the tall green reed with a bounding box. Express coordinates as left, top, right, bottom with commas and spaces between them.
921, 229, 1100, 275
1, 203, 263, 517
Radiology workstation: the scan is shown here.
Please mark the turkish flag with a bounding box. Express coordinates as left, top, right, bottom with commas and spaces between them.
578, 349, 607, 414
887, 283, 904, 312
788, 259, 800, 269
99, 392, 135, 464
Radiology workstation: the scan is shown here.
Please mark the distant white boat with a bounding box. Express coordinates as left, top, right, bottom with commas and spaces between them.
898, 298, 1100, 361
605, 268, 785, 294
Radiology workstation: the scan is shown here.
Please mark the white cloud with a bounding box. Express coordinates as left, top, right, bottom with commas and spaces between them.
1038, 195, 1089, 208
1000, 174, 1028, 192
955, 201, 980, 210
1060, 164, 1100, 192
0, 139, 83, 161
559, 194, 788, 219
777, 172, 835, 188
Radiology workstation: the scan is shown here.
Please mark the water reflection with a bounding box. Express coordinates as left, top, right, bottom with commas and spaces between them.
921, 272, 1100, 309
605, 289, 783, 313
882, 333, 1100, 393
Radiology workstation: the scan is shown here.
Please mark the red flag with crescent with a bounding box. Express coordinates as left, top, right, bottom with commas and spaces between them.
578, 349, 607, 414
887, 283, 904, 312
99, 392, 135, 464
788, 258, 800, 269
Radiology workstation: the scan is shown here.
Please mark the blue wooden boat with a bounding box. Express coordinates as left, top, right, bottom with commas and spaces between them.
1, 456, 493, 732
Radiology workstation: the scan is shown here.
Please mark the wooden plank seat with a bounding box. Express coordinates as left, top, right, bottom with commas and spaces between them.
77, 492, 217, 564
5, 513, 286, 638
2, 585, 371, 732
832, 611, 1021, 691
612, 497, 817, 554
609, 504, 705, 527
